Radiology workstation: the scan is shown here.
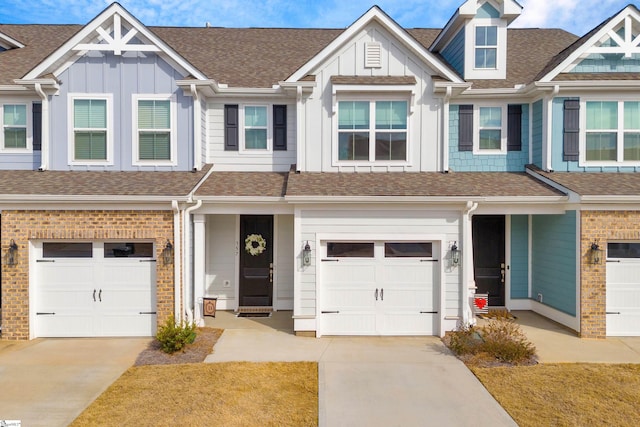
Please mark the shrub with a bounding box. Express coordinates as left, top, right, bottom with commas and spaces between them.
447, 322, 483, 356
156, 315, 197, 354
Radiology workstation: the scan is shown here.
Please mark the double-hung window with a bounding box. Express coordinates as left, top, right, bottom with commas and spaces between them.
244, 106, 268, 150
71, 96, 111, 163
133, 95, 176, 165
478, 106, 502, 150
2, 104, 28, 150
337, 100, 408, 163
475, 26, 497, 69
582, 100, 640, 163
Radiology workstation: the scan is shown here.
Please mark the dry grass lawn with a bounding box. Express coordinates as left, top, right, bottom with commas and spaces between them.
71, 362, 318, 427
472, 363, 640, 427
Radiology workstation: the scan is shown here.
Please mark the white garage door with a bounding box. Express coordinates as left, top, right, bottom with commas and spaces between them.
320, 241, 439, 336
35, 242, 157, 338
606, 242, 640, 336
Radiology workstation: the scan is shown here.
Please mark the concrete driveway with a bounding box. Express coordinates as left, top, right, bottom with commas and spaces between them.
0, 337, 150, 427
205, 313, 516, 427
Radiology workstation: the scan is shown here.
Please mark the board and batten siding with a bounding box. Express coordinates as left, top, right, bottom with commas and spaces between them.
51, 51, 193, 171
531, 211, 577, 316
302, 22, 441, 173
299, 208, 461, 318
206, 101, 297, 172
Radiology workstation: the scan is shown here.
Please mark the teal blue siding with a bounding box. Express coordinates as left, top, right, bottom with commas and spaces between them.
510, 215, 529, 299
477, 2, 500, 18
531, 212, 577, 316
441, 29, 465, 76
572, 53, 640, 73
551, 97, 640, 172
531, 100, 543, 168
448, 104, 529, 172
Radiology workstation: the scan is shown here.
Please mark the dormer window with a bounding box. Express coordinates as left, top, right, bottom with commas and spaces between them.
475, 26, 497, 69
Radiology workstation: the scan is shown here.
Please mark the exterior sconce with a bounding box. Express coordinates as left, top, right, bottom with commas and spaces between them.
162, 240, 174, 265
589, 240, 603, 265
303, 241, 311, 266
451, 242, 460, 266
6, 239, 18, 266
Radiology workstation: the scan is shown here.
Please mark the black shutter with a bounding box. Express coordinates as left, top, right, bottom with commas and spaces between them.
507, 104, 522, 152
273, 105, 287, 151
458, 105, 473, 152
32, 102, 42, 151
224, 104, 239, 151
563, 99, 580, 161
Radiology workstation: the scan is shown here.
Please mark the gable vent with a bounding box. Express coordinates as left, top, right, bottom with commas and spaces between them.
365, 42, 382, 68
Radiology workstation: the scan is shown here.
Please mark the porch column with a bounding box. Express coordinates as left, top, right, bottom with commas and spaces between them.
193, 214, 206, 326
462, 202, 478, 325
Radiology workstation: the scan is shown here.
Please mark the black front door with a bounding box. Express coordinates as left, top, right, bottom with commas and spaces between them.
239, 215, 273, 307
472, 215, 506, 307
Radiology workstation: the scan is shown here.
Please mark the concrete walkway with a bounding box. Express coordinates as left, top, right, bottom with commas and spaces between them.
0, 337, 150, 427
205, 312, 516, 426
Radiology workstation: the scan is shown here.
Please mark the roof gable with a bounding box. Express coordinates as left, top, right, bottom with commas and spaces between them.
539, 5, 640, 82
286, 6, 463, 84
21, 2, 206, 82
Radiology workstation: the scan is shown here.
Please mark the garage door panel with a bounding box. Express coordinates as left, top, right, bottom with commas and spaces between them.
380, 312, 436, 335
99, 314, 156, 337
323, 263, 377, 283
321, 313, 377, 335
37, 314, 94, 338
606, 248, 640, 336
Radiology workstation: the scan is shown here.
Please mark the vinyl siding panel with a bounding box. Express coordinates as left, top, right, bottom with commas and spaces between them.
531, 100, 543, 168
531, 212, 577, 316
510, 215, 529, 299
441, 28, 465, 76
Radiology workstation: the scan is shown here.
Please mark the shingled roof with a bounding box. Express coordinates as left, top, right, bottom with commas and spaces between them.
529, 167, 640, 197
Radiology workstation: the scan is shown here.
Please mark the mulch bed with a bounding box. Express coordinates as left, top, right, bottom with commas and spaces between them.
134, 327, 223, 366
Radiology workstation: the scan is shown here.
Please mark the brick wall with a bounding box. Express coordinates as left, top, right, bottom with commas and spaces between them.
580, 210, 640, 339
1, 210, 175, 340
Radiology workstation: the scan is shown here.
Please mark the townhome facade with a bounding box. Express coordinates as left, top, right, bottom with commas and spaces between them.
1, 0, 639, 340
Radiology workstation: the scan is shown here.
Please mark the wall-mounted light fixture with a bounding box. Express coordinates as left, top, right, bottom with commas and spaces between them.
6, 239, 18, 266
303, 241, 311, 266
589, 240, 603, 265
162, 240, 174, 265
451, 241, 460, 266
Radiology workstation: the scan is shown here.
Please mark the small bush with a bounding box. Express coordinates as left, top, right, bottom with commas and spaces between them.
445, 317, 536, 366
156, 315, 197, 354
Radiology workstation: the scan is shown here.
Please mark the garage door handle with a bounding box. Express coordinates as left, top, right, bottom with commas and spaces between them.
99, 289, 102, 302
606, 312, 621, 315
375, 288, 378, 301
93, 289, 96, 302
380, 288, 384, 301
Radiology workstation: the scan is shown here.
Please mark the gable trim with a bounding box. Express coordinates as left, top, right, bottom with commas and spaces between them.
23, 3, 206, 81
286, 6, 463, 84
0, 31, 25, 49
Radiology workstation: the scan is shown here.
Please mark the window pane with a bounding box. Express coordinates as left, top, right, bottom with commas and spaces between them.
375, 132, 406, 160
624, 102, 640, 130
586, 132, 617, 161
338, 132, 369, 160
339, 101, 369, 130
385, 242, 432, 258
3, 104, 26, 126
138, 100, 170, 129
480, 129, 501, 149
624, 133, 640, 161
4, 128, 26, 148
476, 26, 497, 46
245, 129, 267, 149
139, 132, 170, 160
608, 242, 640, 258
104, 242, 154, 258
376, 101, 407, 130
75, 131, 107, 160
43, 242, 92, 258
327, 242, 374, 258
479, 107, 501, 127
245, 106, 267, 127
586, 101, 617, 130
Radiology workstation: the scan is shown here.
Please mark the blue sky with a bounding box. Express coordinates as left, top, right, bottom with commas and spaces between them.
0, 0, 638, 36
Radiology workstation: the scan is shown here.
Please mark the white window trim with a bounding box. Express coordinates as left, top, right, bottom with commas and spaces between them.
332, 94, 412, 167
0, 100, 32, 153
68, 93, 114, 165
239, 104, 272, 153
132, 94, 178, 166
473, 103, 507, 155
474, 24, 498, 69
579, 96, 640, 167
464, 18, 506, 80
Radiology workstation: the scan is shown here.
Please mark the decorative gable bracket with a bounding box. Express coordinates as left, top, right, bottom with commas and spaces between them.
72, 13, 160, 56
590, 16, 640, 59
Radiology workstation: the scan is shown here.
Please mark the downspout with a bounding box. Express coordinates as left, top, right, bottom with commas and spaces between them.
442, 86, 452, 172
183, 199, 202, 323
34, 83, 49, 170
462, 201, 479, 326
172, 200, 182, 322
544, 85, 559, 172
190, 84, 202, 171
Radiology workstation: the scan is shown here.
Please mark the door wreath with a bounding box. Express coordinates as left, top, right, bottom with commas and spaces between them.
245, 234, 267, 256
